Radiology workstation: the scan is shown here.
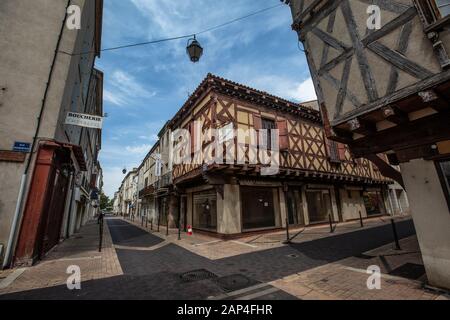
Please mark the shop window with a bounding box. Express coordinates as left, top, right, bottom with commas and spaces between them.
241, 187, 276, 230
193, 191, 217, 231
287, 189, 305, 226
306, 190, 332, 223
363, 191, 385, 216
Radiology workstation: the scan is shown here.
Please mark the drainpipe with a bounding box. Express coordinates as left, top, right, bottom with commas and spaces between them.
2, 0, 71, 269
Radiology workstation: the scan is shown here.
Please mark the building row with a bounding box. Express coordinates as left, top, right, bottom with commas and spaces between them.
0, 0, 104, 267
114, 74, 409, 238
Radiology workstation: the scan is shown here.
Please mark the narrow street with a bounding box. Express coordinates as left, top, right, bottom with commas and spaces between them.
2, 216, 441, 300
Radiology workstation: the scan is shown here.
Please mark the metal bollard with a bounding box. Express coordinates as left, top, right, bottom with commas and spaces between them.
166, 217, 169, 236
283, 217, 291, 244
359, 211, 364, 228
329, 214, 334, 233
391, 218, 401, 250
98, 217, 104, 252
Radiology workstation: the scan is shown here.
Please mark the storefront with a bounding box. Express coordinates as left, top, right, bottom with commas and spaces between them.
363, 189, 386, 216
306, 189, 332, 224
241, 186, 277, 231
286, 189, 305, 226
192, 190, 217, 232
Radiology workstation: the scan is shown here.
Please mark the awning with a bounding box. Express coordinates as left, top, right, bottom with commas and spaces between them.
61, 143, 87, 171
40, 140, 87, 171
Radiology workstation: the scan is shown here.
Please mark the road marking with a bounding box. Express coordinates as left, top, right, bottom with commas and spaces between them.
0, 268, 27, 289
208, 283, 271, 300
114, 241, 169, 251
231, 241, 258, 248
236, 287, 280, 300
193, 240, 222, 247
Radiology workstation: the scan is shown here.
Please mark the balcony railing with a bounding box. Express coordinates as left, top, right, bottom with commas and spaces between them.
139, 185, 155, 198
155, 172, 172, 190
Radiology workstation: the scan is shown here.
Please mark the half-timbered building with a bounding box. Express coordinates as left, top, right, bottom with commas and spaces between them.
163, 74, 393, 237
284, 0, 450, 289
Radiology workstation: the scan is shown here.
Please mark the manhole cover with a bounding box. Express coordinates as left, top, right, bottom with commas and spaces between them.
389, 263, 426, 280
215, 274, 260, 293
287, 254, 299, 258
180, 269, 218, 283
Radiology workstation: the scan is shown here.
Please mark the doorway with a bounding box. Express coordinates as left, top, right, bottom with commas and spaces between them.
241, 187, 276, 231
306, 189, 332, 223
287, 189, 305, 226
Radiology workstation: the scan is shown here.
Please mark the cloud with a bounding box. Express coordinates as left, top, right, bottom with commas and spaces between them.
287, 78, 318, 102
125, 144, 152, 155
104, 70, 156, 107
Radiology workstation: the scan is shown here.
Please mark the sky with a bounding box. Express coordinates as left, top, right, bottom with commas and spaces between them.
96, 0, 316, 198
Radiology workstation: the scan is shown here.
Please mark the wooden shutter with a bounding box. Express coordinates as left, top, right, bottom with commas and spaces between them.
325, 138, 340, 163
253, 114, 262, 130
338, 143, 347, 161
277, 120, 289, 151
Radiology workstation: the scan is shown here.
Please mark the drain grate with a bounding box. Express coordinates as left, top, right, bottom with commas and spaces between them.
180, 269, 218, 283
389, 263, 426, 280
215, 274, 260, 293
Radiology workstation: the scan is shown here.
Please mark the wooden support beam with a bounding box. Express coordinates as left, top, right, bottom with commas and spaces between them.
418, 90, 449, 112
347, 118, 377, 136
364, 154, 404, 188
382, 106, 409, 125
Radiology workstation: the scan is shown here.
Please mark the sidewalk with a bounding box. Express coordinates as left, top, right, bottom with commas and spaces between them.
0, 219, 122, 295
271, 236, 449, 300
123, 215, 414, 260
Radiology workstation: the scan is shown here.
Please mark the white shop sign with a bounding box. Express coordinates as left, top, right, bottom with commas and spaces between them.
65, 112, 103, 129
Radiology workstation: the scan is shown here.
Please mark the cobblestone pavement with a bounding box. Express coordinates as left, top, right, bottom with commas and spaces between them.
0, 219, 122, 297
0, 216, 447, 300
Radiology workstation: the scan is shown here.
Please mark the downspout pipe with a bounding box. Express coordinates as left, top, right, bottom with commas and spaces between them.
2, 0, 71, 269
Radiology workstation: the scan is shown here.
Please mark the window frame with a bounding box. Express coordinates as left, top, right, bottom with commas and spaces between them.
415, 0, 450, 26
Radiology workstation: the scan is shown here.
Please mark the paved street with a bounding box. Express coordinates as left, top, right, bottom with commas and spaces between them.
0, 216, 447, 300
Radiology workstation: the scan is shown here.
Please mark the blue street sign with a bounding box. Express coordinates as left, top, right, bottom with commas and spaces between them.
13, 142, 31, 153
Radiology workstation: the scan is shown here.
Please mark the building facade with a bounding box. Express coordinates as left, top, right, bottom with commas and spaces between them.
284, 0, 450, 289
129, 74, 399, 238
117, 169, 138, 218
0, 0, 104, 267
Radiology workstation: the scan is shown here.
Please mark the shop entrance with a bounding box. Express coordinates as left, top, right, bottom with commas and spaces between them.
193, 190, 217, 232
306, 189, 332, 223
241, 187, 276, 231
286, 189, 305, 226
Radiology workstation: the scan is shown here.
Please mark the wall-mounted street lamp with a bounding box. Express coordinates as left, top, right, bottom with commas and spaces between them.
186, 35, 203, 63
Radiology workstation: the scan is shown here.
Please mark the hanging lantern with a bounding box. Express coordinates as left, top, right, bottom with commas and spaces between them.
122, 167, 127, 175
186, 36, 203, 63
